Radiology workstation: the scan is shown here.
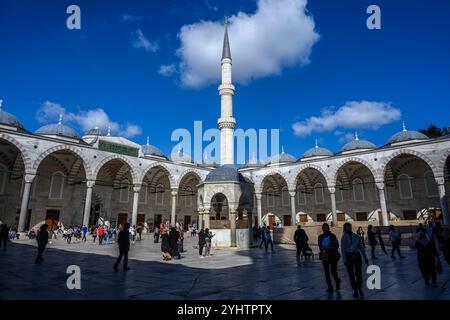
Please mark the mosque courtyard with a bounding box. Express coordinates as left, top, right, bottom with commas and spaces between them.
0, 235, 449, 300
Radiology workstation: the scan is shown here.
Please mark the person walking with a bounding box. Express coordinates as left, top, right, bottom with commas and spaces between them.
318, 223, 341, 293
356, 227, 365, 248
264, 226, 274, 253
98, 225, 104, 245
130, 225, 136, 244
137, 224, 143, 241
35, 224, 49, 264
376, 229, 388, 255
154, 225, 160, 243
178, 225, 184, 253
169, 227, 181, 259
81, 225, 88, 242
114, 223, 130, 271
161, 229, 172, 261
367, 225, 378, 260
259, 225, 267, 249
203, 228, 215, 257
294, 225, 309, 258
415, 228, 438, 285
0, 223, 9, 251
91, 225, 97, 243
198, 229, 206, 257
341, 222, 368, 298
66, 226, 73, 244
389, 225, 405, 259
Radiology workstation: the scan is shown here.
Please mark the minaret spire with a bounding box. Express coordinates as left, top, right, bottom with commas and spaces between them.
218, 17, 236, 166
0, 99, 3, 111
402, 121, 407, 131
222, 16, 231, 60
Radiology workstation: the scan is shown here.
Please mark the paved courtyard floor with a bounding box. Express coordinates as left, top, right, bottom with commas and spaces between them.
0, 235, 450, 300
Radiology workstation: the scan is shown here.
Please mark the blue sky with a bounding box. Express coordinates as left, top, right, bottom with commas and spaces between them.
0, 0, 449, 160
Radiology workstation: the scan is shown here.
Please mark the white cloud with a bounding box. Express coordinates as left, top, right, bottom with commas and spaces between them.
158, 64, 177, 77
121, 13, 142, 23
292, 101, 402, 137
36, 101, 142, 138
132, 29, 158, 52
337, 132, 356, 145
175, 0, 319, 88
204, 0, 218, 12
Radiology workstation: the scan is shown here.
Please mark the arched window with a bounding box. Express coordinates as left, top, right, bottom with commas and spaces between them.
267, 188, 275, 207
185, 187, 193, 207
282, 186, 290, 206
352, 178, 364, 201
424, 171, 438, 198
139, 182, 147, 204
314, 183, 324, 204
156, 184, 164, 206
49, 171, 65, 199
398, 174, 413, 199
119, 179, 130, 203
0, 164, 7, 194
297, 185, 306, 205
335, 181, 344, 203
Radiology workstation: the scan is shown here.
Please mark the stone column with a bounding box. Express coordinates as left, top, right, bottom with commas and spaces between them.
328, 186, 338, 226
436, 177, 450, 225
82, 180, 95, 227
18, 174, 36, 232
198, 206, 204, 230
255, 192, 262, 227
203, 207, 210, 229
170, 189, 178, 227
376, 181, 389, 226
131, 184, 141, 227
289, 191, 296, 226
230, 210, 237, 247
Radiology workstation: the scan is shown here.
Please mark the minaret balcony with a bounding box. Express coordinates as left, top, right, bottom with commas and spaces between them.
218, 117, 236, 129
218, 83, 235, 95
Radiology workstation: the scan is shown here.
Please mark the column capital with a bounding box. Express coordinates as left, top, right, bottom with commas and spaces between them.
171, 189, 178, 196
289, 190, 296, 197
435, 176, 445, 186
24, 174, 36, 183
255, 192, 262, 200
133, 184, 141, 193
86, 180, 95, 188
375, 180, 385, 190
328, 186, 336, 194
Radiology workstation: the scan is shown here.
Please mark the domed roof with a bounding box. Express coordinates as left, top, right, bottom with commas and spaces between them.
240, 153, 264, 169
84, 126, 106, 136
342, 134, 376, 152
0, 101, 24, 129
268, 147, 296, 165
205, 165, 245, 183
387, 123, 428, 144
35, 116, 80, 139
302, 141, 333, 159
141, 137, 165, 158
170, 145, 193, 163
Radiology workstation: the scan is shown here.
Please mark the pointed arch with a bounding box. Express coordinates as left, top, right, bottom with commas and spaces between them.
0, 133, 33, 171
331, 157, 379, 186
255, 170, 290, 194
92, 154, 138, 184
379, 149, 440, 179
292, 164, 330, 189
140, 162, 176, 189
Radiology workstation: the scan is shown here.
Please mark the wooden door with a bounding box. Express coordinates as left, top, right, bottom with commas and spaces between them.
117, 213, 128, 227
338, 212, 346, 221
316, 213, 326, 222
356, 212, 367, 221
299, 214, 308, 223
283, 215, 291, 226
45, 210, 60, 231
268, 215, 276, 227
137, 214, 145, 226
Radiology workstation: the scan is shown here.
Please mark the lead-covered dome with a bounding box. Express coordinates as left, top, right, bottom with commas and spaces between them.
268, 147, 296, 165
301, 141, 333, 159
240, 153, 264, 169
35, 116, 80, 139
205, 165, 245, 183
0, 101, 25, 129
342, 133, 376, 152
387, 124, 428, 144
142, 137, 165, 158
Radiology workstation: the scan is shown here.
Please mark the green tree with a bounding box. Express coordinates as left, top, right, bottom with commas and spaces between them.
419, 124, 446, 138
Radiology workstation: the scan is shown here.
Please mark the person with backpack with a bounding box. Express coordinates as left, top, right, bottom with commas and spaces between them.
264, 226, 274, 253
318, 223, 341, 293
389, 225, 405, 259
341, 222, 368, 298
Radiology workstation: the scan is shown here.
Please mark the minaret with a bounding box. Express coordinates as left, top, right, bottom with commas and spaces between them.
218, 17, 236, 166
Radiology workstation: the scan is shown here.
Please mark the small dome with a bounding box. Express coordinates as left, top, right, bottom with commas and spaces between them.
342, 135, 376, 152
0, 101, 24, 129
205, 165, 245, 183
268, 147, 296, 165
170, 146, 193, 163
84, 127, 106, 136
240, 153, 264, 169
35, 120, 80, 139
302, 141, 333, 159
387, 124, 428, 144
141, 137, 165, 158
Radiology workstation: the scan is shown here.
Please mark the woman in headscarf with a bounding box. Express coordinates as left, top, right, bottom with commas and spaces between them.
415, 228, 438, 285
161, 229, 172, 261
169, 227, 181, 259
